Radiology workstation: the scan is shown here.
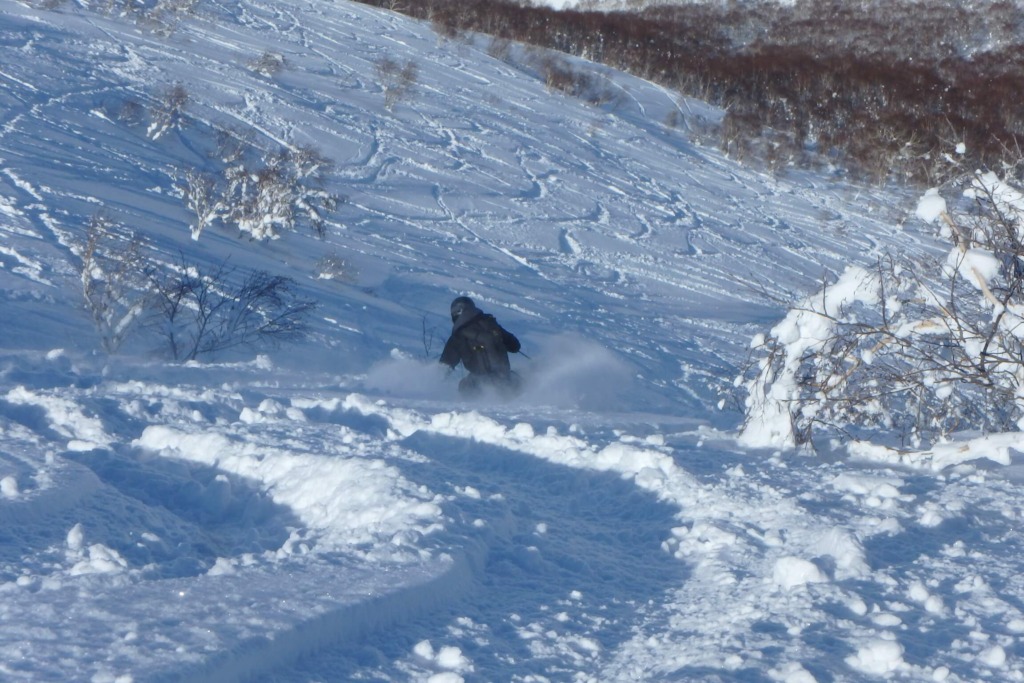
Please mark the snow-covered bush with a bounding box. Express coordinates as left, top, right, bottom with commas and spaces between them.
77, 214, 154, 354
739, 168, 1024, 450
182, 142, 339, 241
180, 169, 221, 241
222, 146, 338, 240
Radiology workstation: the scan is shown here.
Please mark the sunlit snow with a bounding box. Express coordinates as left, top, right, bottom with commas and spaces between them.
2, 0, 1024, 681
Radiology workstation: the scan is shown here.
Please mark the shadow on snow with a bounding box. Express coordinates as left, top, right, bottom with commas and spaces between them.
266, 429, 688, 680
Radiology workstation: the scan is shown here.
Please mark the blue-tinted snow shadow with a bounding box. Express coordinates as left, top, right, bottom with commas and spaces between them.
266, 430, 688, 681
58, 445, 299, 579
0, 378, 310, 582
402, 430, 687, 590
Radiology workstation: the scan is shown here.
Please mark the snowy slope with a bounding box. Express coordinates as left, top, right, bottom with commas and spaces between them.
2, 0, 1023, 681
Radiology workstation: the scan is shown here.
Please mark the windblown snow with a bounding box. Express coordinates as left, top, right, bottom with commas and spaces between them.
2, 0, 1024, 681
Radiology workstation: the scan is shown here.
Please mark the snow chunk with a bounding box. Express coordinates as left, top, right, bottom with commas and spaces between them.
772, 556, 827, 590
415, 639, 473, 678
769, 661, 817, 683
436, 646, 472, 672
812, 528, 869, 579
908, 581, 945, 615
831, 472, 905, 502
427, 675, 464, 683
207, 558, 237, 576
927, 434, 1015, 469
1, 475, 18, 498
66, 523, 85, 552
846, 433, 1016, 471
845, 637, 905, 675
916, 189, 947, 224
980, 644, 1007, 667
70, 543, 128, 576
944, 247, 1001, 292
65, 523, 128, 575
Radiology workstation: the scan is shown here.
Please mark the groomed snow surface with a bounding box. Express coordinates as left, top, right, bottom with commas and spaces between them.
2, 0, 1024, 681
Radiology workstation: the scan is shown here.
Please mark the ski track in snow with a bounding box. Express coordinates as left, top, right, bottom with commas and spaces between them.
1, 0, 1023, 681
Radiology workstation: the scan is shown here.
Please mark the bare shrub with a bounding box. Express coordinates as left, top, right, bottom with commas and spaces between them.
214, 126, 253, 165
22, 0, 65, 11
249, 51, 286, 77
117, 98, 145, 127
488, 37, 513, 62
422, 315, 440, 358
183, 135, 339, 243
145, 0, 195, 36
720, 107, 761, 162
157, 0, 197, 16
99, 0, 196, 36
150, 255, 317, 361
148, 82, 190, 140
375, 57, 419, 110
535, 54, 619, 107
78, 213, 154, 354
430, 14, 462, 40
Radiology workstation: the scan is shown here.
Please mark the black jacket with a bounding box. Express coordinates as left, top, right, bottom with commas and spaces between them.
440, 307, 520, 376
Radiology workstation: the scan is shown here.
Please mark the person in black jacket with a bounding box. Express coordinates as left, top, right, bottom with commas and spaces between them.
440, 296, 522, 398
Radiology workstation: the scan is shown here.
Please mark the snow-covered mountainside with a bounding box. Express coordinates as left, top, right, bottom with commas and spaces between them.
2, 0, 1023, 681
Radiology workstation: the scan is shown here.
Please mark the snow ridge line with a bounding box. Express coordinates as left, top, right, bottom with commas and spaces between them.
153, 549, 479, 683
338, 393, 702, 511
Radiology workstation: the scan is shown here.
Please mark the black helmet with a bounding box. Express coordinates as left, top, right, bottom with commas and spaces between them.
450, 296, 474, 322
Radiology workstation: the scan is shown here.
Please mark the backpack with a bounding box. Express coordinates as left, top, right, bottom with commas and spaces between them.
459, 315, 512, 376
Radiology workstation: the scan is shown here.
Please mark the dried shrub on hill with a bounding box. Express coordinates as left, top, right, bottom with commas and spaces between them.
375, 57, 419, 110
150, 255, 317, 362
